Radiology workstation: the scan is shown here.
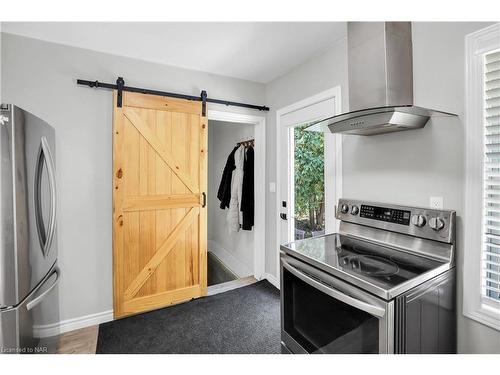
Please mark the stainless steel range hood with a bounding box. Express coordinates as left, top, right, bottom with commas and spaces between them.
307, 22, 457, 136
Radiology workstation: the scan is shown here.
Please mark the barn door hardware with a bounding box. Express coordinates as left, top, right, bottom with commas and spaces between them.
76, 76, 270, 112
200, 90, 207, 117
116, 77, 125, 107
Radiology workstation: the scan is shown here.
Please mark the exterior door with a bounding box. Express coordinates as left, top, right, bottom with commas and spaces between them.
112, 91, 207, 319
277, 91, 341, 251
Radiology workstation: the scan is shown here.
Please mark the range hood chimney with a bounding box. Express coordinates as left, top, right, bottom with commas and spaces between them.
307, 22, 456, 135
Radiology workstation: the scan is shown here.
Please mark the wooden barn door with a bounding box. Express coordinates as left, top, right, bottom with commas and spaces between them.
112, 91, 207, 319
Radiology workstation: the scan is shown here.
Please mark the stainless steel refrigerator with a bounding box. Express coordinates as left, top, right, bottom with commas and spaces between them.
0, 104, 60, 354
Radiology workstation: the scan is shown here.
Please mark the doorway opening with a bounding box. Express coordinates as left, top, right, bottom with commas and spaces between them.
206, 110, 266, 291
207, 119, 255, 286
276, 87, 342, 282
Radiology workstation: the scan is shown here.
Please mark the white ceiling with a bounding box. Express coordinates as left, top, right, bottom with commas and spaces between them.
2, 22, 346, 83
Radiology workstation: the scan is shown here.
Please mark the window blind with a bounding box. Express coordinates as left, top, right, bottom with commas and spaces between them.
483, 49, 500, 303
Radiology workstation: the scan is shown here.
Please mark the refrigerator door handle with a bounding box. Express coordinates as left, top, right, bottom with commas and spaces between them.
26, 266, 60, 311
42, 137, 57, 256
35, 136, 57, 257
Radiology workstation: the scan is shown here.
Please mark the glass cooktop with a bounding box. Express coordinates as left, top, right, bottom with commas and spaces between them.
281, 234, 446, 292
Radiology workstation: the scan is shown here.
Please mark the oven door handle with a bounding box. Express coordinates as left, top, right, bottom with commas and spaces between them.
281, 259, 386, 318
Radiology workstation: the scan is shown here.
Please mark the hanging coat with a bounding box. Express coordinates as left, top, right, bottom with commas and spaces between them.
241, 146, 254, 230
227, 145, 245, 232
217, 146, 238, 209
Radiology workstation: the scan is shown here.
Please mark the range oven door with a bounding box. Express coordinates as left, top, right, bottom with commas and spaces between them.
280, 254, 394, 354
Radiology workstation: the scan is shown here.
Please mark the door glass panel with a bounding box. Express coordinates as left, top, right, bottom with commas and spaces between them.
293, 126, 325, 239
283, 268, 379, 353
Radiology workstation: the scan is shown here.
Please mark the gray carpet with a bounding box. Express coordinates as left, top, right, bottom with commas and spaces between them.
96, 280, 280, 354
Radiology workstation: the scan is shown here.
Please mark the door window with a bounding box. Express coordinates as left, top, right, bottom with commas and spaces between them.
293, 126, 325, 240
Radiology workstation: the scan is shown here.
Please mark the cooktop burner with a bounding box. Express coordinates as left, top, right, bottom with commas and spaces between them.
282, 234, 445, 292
341, 255, 400, 277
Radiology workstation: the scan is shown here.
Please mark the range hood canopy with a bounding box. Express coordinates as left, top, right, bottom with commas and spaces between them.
307, 22, 457, 136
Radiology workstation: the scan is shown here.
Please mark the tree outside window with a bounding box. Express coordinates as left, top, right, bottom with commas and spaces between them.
294, 126, 325, 239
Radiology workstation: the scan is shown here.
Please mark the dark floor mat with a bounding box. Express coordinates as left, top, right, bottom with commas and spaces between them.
96, 280, 280, 354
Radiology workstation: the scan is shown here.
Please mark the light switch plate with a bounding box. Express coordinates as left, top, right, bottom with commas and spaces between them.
430, 196, 443, 209
269, 182, 276, 193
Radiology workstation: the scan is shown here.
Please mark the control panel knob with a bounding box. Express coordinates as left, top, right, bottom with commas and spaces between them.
429, 217, 445, 231
350, 205, 359, 215
411, 214, 426, 227
340, 204, 349, 214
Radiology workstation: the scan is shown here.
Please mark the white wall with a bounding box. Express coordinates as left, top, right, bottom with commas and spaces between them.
0, 32, 265, 324
208, 120, 255, 277
265, 22, 500, 353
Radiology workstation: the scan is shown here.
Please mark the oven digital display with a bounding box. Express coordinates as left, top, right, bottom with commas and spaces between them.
360, 205, 411, 226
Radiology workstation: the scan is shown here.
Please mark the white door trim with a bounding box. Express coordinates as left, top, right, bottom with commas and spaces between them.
207, 109, 266, 281
275, 87, 342, 283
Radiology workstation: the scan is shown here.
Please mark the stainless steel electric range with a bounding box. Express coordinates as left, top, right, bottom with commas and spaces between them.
280, 199, 457, 354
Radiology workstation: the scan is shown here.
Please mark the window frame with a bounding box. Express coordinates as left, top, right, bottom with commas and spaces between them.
464, 22, 500, 331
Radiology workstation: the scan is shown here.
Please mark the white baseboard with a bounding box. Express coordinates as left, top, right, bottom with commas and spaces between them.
208, 240, 252, 278
33, 310, 113, 338
59, 310, 114, 334
263, 272, 280, 289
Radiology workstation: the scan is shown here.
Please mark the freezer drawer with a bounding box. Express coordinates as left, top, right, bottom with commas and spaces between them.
0, 265, 60, 354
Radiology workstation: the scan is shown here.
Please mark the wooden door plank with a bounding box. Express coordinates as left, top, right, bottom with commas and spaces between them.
199, 116, 208, 295
155, 110, 172, 293
123, 91, 202, 116
122, 116, 141, 197
138, 108, 157, 296
123, 285, 201, 315
171, 112, 188, 289
147, 109, 158, 292
172, 112, 185, 291
122, 194, 201, 211
122, 113, 141, 305
189, 114, 200, 190
124, 108, 198, 194
186, 219, 199, 285
123, 207, 199, 300
188, 113, 201, 287
112, 91, 125, 317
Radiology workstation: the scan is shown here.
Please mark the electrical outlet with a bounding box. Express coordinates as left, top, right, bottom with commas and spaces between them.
430, 196, 443, 209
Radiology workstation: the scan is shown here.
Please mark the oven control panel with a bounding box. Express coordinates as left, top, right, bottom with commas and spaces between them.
336, 198, 456, 244
359, 205, 411, 226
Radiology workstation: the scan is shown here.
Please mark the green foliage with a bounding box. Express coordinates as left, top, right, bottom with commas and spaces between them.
294, 126, 325, 232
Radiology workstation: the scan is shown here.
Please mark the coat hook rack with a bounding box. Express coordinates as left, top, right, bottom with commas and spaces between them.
236, 139, 255, 147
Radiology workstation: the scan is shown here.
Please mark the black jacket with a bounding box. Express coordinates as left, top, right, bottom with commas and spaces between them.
241, 146, 254, 230
217, 146, 238, 209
